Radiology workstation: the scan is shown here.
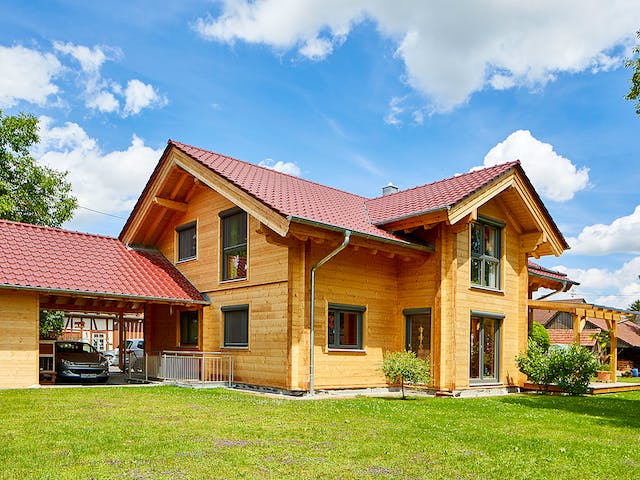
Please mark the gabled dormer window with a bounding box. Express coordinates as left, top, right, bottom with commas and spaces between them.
220, 208, 247, 281
177, 222, 196, 261
470, 218, 502, 289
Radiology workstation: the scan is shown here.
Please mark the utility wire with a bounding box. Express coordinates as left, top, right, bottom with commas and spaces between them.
77, 204, 127, 220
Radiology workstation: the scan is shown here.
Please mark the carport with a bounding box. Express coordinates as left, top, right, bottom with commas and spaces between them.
0, 219, 208, 388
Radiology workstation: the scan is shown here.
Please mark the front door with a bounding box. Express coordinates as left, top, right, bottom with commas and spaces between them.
470, 316, 500, 383
405, 309, 431, 360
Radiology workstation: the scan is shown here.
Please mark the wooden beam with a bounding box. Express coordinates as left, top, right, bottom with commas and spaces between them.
450, 210, 477, 234
153, 196, 188, 212
495, 196, 522, 234
521, 231, 546, 255
610, 319, 618, 383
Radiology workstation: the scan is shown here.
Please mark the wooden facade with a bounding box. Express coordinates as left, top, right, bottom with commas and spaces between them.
119, 144, 568, 393
0, 290, 39, 388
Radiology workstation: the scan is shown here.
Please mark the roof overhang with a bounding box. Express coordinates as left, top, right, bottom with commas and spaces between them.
120, 144, 291, 246
0, 284, 209, 313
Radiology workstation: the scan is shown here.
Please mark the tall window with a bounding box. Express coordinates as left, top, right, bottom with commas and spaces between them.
404, 308, 431, 360
177, 222, 197, 261
221, 209, 247, 280
180, 310, 199, 346
470, 313, 502, 383
222, 305, 249, 347
470, 219, 501, 289
328, 304, 365, 349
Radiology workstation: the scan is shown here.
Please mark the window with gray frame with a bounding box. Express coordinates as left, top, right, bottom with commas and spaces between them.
220, 208, 247, 280
176, 222, 197, 261
470, 218, 502, 289
222, 305, 249, 347
328, 303, 365, 349
180, 310, 198, 346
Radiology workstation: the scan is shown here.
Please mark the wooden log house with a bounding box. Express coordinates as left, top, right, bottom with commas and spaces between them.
1, 140, 571, 392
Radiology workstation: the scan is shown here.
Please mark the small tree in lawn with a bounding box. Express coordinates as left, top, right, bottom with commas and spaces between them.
381, 351, 430, 399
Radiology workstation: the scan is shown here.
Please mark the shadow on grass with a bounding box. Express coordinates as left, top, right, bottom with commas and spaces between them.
498, 393, 640, 429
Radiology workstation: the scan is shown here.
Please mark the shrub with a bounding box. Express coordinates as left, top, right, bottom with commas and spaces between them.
381, 351, 430, 399
515, 339, 554, 392
551, 344, 599, 395
529, 322, 550, 352
516, 342, 599, 395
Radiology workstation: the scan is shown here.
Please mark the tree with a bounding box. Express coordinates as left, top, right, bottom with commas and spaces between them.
39, 310, 65, 339
626, 30, 640, 115
629, 299, 640, 312
381, 351, 430, 399
0, 110, 76, 227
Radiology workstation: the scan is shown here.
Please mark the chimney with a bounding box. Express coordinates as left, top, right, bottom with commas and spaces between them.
382, 182, 399, 196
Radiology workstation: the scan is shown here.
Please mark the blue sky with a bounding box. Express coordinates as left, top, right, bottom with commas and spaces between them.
1, 1, 640, 307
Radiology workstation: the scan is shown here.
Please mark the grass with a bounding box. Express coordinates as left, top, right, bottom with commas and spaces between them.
618, 376, 640, 383
1, 387, 640, 479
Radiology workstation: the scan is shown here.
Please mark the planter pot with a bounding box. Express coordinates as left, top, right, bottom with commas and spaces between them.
596, 370, 611, 382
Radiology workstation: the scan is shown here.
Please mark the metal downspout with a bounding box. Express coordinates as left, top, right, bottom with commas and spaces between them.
309, 230, 351, 395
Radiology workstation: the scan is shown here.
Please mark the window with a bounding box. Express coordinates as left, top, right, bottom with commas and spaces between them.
470, 313, 502, 383
221, 209, 247, 280
180, 310, 199, 346
404, 308, 431, 360
222, 305, 249, 347
328, 304, 365, 349
177, 222, 197, 261
470, 219, 502, 289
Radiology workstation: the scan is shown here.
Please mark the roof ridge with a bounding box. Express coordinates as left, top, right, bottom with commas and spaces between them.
169, 139, 369, 201
0, 218, 118, 241
368, 160, 520, 201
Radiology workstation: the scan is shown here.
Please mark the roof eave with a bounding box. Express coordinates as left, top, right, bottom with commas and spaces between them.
287, 216, 434, 253
371, 206, 451, 227
0, 283, 210, 306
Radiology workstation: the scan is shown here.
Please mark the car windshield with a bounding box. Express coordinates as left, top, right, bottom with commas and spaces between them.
56, 342, 96, 354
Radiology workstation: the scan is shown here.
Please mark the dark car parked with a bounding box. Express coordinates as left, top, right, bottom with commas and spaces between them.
55, 341, 109, 382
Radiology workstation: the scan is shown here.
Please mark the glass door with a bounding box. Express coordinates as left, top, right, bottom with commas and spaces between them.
470, 316, 500, 383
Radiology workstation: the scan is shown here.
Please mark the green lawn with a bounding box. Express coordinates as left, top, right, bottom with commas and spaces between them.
1, 387, 640, 479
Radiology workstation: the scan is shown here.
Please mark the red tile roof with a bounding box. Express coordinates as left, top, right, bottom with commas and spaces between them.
153, 141, 542, 248
0, 219, 205, 303
365, 162, 519, 224
586, 317, 640, 348
528, 260, 579, 286
547, 328, 599, 346
169, 140, 407, 243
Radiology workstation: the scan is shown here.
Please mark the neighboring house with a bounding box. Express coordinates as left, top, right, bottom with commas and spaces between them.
1, 140, 569, 392
61, 312, 143, 351
535, 298, 640, 368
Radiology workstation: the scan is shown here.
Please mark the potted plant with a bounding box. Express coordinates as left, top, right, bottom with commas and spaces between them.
39, 310, 65, 340
596, 363, 611, 382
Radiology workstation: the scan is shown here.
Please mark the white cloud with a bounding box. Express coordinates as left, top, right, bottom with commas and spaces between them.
35, 117, 163, 228
479, 130, 589, 202
0, 45, 62, 107
554, 257, 640, 309
299, 36, 334, 60
195, 0, 640, 112
86, 90, 120, 113
53, 42, 112, 74
123, 79, 167, 116
384, 96, 404, 125
567, 206, 640, 255
258, 158, 301, 176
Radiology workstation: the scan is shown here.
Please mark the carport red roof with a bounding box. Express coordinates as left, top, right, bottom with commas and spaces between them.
0, 219, 206, 303
158, 141, 529, 245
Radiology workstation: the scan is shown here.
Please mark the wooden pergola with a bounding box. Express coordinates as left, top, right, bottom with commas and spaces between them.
528, 299, 632, 383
